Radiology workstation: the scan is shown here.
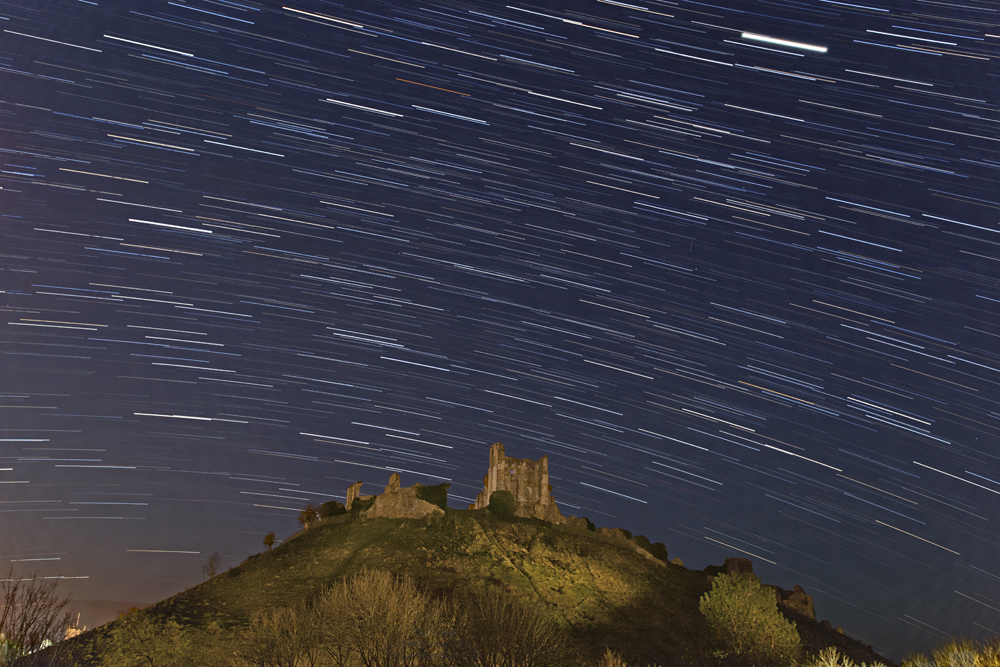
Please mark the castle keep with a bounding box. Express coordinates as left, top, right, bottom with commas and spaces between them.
472, 442, 565, 523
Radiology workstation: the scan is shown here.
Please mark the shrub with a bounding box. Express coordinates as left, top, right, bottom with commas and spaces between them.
231, 603, 321, 667
318, 500, 346, 519
979, 639, 1000, 667
649, 542, 669, 562
806, 646, 889, 667
297, 503, 320, 529
0, 567, 73, 666
631, 535, 669, 563
632, 535, 652, 552
698, 572, 800, 667
597, 648, 630, 667
903, 639, 1000, 667
452, 586, 568, 667
415, 483, 450, 511
107, 612, 187, 667
584, 517, 596, 532
593, 647, 664, 667
487, 491, 516, 520
350, 496, 375, 514
934, 640, 979, 667
314, 569, 445, 667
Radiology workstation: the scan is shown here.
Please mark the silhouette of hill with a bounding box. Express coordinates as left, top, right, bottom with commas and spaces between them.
51, 507, 894, 666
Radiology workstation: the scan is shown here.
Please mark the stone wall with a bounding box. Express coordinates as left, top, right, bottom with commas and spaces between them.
343, 473, 446, 520
338, 443, 563, 523
473, 442, 564, 523
366, 482, 444, 520
345, 481, 363, 511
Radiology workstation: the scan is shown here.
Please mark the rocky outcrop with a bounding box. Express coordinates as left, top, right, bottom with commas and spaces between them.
703, 556, 754, 579
774, 584, 816, 619
472, 442, 565, 523
820, 619, 845, 634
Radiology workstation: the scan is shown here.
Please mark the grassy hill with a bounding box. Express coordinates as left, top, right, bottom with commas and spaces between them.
49, 508, 892, 666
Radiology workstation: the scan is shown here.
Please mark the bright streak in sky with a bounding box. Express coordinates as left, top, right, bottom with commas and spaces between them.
741, 32, 828, 53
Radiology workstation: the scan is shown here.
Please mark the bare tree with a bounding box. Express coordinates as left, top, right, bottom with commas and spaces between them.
231, 572, 564, 667
108, 611, 186, 667
202, 551, 222, 581
4, 638, 85, 667
0, 567, 73, 666
313, 583, 354, 667
314, 569, 447, 667
297, 504, 319, 530
451, 586, 567, 667
231, 603, 322, 667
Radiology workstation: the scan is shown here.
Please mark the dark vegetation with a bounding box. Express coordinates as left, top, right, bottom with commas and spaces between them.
319, 501, 347, 520
414, 483, 450, 512
699, 572, 801, 667
19, 505, 906, 667
0, 567, 74, 666
485, 489, 516, 520
202, 551, 222, 581
298, 503, 321, 530
349, 496, 375, 514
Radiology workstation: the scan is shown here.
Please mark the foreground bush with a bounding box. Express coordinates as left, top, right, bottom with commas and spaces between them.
699, 572, 800, 667
232, 604, 321, 667
316, 569, 444, 667
451, 586, 567, 667
903, 638, 1000, 667
233, 570, 441, 667
805, 647, 889, 667
0, 568, 73, 666
230, 570, 574, 667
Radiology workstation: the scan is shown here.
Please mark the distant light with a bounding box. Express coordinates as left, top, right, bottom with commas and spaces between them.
741, 32, 828, 53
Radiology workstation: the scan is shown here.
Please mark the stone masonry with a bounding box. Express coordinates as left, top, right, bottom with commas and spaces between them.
472, 442, 565, 523
345, 480, 364, 511
342, 472, 446, 520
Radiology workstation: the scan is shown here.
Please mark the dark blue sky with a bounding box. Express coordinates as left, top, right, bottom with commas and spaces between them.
2, 0, 998, 658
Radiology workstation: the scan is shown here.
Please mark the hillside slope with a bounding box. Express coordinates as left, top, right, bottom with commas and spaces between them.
56, 509, 892, 666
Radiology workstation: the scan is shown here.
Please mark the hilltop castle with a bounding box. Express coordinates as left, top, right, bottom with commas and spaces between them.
472, 442, 565, 523
338, 442, 564, 523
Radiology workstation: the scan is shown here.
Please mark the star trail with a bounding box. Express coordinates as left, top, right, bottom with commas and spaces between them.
2, 0, 998, 658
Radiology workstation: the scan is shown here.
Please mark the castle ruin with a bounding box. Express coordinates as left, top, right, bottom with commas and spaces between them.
334, 442, 564, 523
472, 442, 565, 523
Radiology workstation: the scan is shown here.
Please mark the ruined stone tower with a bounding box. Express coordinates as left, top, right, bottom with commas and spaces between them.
473, 442, 564, 523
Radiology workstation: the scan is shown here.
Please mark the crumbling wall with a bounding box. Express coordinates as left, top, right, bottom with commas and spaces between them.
342, 443, 562, 523
345, 473, 445, 520
366, 483, 444, 519
473, 442, 564, 523
346, 481, 364, 511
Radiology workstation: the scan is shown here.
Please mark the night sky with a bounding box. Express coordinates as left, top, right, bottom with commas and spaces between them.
2, 0, 999, 658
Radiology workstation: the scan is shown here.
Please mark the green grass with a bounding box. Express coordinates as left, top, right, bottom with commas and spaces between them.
55, 509, 891, 667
